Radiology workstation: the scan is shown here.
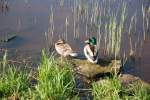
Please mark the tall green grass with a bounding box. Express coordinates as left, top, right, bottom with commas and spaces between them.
0, 50, 78, 99
26, 50, 77, 100
0, 65, 29, 98
0, 50, 29, 98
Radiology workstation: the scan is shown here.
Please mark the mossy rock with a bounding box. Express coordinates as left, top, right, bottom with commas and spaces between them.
71, 58, 121, 78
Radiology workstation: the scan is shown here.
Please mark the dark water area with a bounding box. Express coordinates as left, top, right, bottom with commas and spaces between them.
0, 0, 150, 84
137, 39, 150, 83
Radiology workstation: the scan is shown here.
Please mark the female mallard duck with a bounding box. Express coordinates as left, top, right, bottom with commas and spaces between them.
55, 39, 77, 57
84, 37, 98, 63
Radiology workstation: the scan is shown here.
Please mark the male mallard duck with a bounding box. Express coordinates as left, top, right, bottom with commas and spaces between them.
84, 37, 98, 63
55, 39, 77, 57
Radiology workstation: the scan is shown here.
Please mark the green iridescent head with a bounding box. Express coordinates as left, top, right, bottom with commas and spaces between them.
85, 37, 97, 45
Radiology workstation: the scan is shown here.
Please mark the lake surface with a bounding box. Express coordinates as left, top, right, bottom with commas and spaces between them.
0, 0, 150, 83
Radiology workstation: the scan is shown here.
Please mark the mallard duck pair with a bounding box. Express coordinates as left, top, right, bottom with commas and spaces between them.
55, 37, 98, 63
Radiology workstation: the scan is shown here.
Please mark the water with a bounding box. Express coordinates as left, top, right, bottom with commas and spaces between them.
0, 0, 150, 83
137, 40, 150, 83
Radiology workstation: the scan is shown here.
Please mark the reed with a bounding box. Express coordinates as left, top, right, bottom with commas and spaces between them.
128, 15, 136, 56
115, 2, 126, 58
91, 0, 99, 25
60, 0, 64, 7
17, 17, 21, 32
76, 1, 80, 39
73, 0, 76, 38
73, 0, 81, 39
44, 0, 148, 61
45, 6, 54, 54
65, 16, 69, 41
142, 4, 146, 41
86, 0, 127, 58
145, 6, 150, 38
2, 49, 7, 70
97, 24, 102, 50
49, 6, 54, 43
141, 4, 149, 41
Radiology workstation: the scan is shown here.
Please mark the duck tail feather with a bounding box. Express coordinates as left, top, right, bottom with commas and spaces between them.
69, 52, 78, 57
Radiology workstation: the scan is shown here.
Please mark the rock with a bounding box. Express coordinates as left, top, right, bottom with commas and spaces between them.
119, 74, 139, 85
71, 58, 121, 78
119, 74, 150, 88
0, 29, 17, 42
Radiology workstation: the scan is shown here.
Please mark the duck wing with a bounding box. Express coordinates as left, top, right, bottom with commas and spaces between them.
62, 43, 73, 56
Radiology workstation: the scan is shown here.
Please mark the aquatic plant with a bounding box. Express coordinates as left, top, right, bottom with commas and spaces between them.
43, 0, 149, 61
77, 0, 127, 58
65, 16, 69, 41
45, 6, 54, 54
142, 5, 146, 41
60, 0, 64, 7
106, 1, 126, 58
128, 15, 137, 56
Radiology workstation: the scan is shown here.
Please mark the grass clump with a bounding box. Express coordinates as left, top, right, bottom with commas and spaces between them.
32, 50, 76, 100
92, 75, 121, 100
0, 50, 78, 99
92, 75, 150, 100
0, 66, 29, 98
122, 82, 150, 100
0, 51, 29, 98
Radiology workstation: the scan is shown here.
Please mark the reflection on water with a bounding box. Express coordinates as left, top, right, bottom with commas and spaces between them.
0, 0, 150, 83
137, 39, 150, 83
0, 0, 9, 13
